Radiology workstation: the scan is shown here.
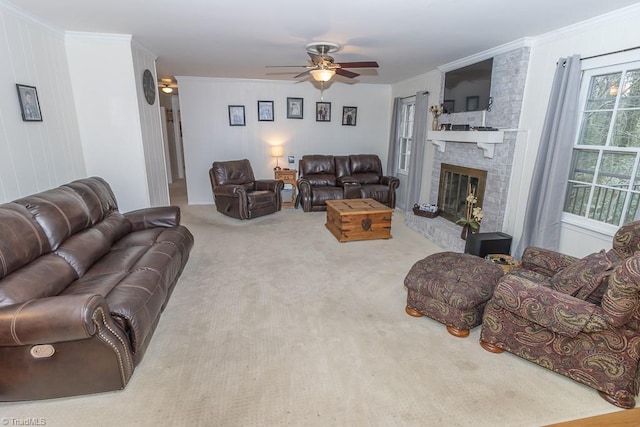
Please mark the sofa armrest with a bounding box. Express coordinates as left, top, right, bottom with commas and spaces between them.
0, 294, 107, 346
125, 206, 181, 230
492, 275, 602, 337
381, 175, 400, 189
337, 176, 358, 186
521, 246, 579, 277
213, 184, 246, 198
255, 179, 283, 192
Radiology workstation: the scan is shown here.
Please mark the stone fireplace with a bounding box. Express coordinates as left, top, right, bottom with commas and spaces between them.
405, 46, 530, 252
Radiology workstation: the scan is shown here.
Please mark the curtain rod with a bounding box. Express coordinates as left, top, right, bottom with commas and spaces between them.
400, 91, 429, 100
581, 45, 640, 61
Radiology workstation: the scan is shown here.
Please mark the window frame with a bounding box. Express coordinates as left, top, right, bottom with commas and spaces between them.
397, 98, 415, 175
562, 54, 640, 236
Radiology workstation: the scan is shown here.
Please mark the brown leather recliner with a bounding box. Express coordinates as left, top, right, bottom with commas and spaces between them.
297, 154, 399, 212
209, 159, 284, 219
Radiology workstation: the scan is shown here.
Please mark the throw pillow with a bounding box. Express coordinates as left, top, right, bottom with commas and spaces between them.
549, 250, 614, 299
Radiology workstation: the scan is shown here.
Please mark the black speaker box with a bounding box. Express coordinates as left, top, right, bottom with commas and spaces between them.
464, 232, 512, 258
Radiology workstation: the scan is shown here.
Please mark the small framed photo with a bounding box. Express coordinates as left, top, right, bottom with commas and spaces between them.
228, 105, 245, 126
466, 96, 479, 112
342, 106, 357, 126
258, 100, 274, 121
287, 97, 303, 119
16, 84, 42, 122
316, 102, 331, 122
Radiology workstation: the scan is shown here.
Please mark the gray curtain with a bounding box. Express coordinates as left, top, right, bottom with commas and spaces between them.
386, 97, 403, 176
405, 91, 429, 212
516, 55, 581, 255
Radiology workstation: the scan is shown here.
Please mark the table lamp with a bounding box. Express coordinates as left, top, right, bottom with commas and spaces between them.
271, 146, 284, 170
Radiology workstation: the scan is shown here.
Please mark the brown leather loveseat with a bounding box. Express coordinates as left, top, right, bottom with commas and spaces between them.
0, 177, 194, 401
297, 154, 399, 212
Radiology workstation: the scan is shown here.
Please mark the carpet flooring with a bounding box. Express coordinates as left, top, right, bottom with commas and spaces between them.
0, 182, 629, 426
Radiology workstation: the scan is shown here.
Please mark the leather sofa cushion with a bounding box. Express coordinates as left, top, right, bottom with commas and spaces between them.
360, 185, 390, 203
64, 177, 119, 224
301, 155, 335, 175
55, 213, 129, 277
0, 204, 51, 279
312, 187, 343, 205
64, 226, 192, 355
306, 173, 337, 187
350, 155, 382, 174
0, 254, 77, 307
353, 173, 382, 185
211, 159, 256, 186
14, 187, 93, 250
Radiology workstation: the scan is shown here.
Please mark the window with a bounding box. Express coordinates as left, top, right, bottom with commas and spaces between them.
564, 61, 640, 231
397, 99, 415, 174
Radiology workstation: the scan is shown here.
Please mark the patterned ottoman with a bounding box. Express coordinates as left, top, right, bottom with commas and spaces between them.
404, 251, 504, 337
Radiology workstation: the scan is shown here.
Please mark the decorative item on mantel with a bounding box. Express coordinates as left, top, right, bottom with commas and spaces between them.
429, 104, 444, 131
456, 183, 483, 240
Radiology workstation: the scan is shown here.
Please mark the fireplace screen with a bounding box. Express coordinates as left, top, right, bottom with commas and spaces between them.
437, 163, 487, 223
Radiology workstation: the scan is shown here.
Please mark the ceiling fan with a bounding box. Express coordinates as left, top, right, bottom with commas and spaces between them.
267, 42, 379, 82
158, 78, 178, 94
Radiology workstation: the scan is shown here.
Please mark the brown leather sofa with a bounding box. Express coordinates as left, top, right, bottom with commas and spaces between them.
297, 154, 399, 212
209, 159, 284, 219
0, 177, 194, 401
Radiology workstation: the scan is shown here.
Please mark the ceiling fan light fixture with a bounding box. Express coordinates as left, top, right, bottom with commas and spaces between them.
161, 85, 174, 94
310, 68, 335, 82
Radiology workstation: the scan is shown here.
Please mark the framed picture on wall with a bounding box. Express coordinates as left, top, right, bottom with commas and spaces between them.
258, 100, 274, 121
287, 97, 303, 119
228, 105, 245, 126
16, 84, 42, 122
342, 106, 357, 126
316, 102, 331, 122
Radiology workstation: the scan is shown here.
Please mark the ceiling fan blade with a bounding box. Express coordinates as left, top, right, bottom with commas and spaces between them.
337, 61, 379, 68
335, 68, 359, 79
294, 70, 312, 79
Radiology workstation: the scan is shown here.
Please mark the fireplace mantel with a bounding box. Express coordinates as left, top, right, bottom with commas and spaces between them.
428, 130, 506, 158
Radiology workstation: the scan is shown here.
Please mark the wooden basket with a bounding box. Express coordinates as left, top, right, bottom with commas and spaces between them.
486, 254, 521, 274
412, 205, 440, 218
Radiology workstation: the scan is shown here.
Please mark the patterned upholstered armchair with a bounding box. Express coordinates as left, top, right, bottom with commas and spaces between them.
480, 220, 640, 408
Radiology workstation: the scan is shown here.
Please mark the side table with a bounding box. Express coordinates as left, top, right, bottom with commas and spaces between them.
275, 169, 297, 208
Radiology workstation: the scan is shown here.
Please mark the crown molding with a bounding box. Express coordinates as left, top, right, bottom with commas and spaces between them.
438, 38, 533, 73
0, 0, 64, 36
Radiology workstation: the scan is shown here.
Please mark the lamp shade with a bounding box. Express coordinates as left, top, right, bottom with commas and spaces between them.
161, 86, 173, 94
310, 68, 335, 82
271, 146, 284, 157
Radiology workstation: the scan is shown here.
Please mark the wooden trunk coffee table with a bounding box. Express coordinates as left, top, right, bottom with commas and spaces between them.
325, 198, 393, 242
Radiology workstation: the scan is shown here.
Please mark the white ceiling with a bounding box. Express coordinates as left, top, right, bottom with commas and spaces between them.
7, 0, 640, 85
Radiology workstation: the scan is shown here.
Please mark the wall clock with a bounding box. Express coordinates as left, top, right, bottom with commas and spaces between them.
142, 69, 155, 105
